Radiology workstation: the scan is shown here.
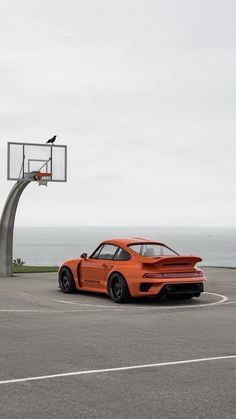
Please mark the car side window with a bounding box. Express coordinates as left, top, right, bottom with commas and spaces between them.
91, 244, 104, 259
97, 244, 118, 260
113, 247, 131, 261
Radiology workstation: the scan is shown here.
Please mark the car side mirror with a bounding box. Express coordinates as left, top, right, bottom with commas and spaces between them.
80, 253, 88, 259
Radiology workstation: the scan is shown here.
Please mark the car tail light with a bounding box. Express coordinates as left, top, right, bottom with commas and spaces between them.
144, 273, 163, 279
196, 271, 204, 277
144, 271, 204, 279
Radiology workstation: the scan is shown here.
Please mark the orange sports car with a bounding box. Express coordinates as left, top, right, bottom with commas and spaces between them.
58, 238, 206, 303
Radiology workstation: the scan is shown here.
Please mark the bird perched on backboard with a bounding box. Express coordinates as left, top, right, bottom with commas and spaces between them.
46, 135, 57, 144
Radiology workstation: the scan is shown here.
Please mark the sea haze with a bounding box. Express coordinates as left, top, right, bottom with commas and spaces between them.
13, 226, 236, 268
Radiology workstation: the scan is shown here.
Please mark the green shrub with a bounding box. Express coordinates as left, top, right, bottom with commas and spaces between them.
13, 258, 25, 266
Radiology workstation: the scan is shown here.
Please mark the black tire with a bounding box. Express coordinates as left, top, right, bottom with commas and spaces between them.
108, 273, 130, 303
59, 267, 76, 294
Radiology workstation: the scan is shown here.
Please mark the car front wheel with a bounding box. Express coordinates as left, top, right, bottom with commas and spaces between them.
59, 267, 76, 293
108, 273, 130, 303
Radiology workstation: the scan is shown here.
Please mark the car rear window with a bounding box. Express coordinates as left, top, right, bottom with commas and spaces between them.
128, 243, 179, 257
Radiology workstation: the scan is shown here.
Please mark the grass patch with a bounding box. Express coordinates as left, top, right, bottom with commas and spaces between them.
12, 266, 59, 273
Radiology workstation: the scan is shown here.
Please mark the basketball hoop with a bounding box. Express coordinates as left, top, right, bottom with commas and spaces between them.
1, 141, 67, 277
33, 172, 52, 187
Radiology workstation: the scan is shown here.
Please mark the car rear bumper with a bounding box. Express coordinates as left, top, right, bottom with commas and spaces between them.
158, 282, 204, 297
128, 278, 206, 297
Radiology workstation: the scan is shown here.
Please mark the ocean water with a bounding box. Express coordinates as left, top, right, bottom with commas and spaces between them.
13, 226, 236, 267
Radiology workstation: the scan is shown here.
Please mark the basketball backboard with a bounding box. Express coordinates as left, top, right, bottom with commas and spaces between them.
7, 142, 67, 182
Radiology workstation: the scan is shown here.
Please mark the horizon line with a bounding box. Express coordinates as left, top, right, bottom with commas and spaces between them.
14, 225, 236, 228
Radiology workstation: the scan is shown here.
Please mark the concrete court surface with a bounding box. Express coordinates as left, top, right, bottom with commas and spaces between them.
0, 267, 235, 419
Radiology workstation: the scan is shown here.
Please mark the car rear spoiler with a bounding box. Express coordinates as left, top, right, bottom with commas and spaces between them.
140, 255, 202, 268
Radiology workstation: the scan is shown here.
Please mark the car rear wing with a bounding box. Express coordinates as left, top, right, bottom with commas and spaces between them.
140, 255, 202, 268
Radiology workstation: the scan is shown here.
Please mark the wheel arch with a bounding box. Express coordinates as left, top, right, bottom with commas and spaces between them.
59, 264, 73, 276
107, 270, 130, 293
59, 265, 78, 289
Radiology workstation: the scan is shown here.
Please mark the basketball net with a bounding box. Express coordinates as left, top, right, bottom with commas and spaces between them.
37, 178, 49, 187
33, 173, 52, 187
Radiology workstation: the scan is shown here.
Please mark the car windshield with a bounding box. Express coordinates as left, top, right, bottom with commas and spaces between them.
128, 243, 179, 257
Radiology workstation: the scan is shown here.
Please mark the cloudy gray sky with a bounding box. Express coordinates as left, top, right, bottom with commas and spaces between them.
0, 0, 235, 226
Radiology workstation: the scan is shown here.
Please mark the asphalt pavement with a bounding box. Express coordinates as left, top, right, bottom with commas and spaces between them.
0, 267, 235, 418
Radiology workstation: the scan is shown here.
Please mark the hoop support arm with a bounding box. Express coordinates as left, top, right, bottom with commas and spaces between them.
0, 179, 31, 276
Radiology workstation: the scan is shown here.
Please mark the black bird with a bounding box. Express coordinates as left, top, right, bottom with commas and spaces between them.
46, 135, 57, 144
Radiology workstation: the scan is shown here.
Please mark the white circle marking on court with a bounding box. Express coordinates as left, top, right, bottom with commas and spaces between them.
0, 293, 229, 314
53, 291, 228, 310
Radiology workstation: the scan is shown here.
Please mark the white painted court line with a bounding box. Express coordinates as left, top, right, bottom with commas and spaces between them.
1, 355, 235, 385
0, 309, 110, 313
54, 299, 119, 309
1, 298, 234, 314
0, 293, 229, 314
53, 292, 228, 310
127, 292, 228, 310
222, 300, 236, 305
205, 291, 228, 302
189, 292, 228, 307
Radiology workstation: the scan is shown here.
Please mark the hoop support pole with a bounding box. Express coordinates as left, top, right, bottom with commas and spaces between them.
0, 179, 31, 276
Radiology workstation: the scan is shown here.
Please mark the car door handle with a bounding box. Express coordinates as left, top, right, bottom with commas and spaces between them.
102, 263, 112, 268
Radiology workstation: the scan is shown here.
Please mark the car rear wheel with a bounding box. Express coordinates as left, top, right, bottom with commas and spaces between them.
59, 267, 76, 294
108, 273, 130, 303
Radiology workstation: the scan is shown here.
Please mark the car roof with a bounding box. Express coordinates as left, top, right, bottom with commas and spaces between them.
101, 238, 161, 246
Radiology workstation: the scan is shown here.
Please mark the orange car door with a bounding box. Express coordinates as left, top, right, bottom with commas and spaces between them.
80, 258, 111, 290
80, 244, 118, 290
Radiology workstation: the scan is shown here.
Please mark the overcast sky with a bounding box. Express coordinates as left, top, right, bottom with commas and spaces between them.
0, 0, 235, 226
